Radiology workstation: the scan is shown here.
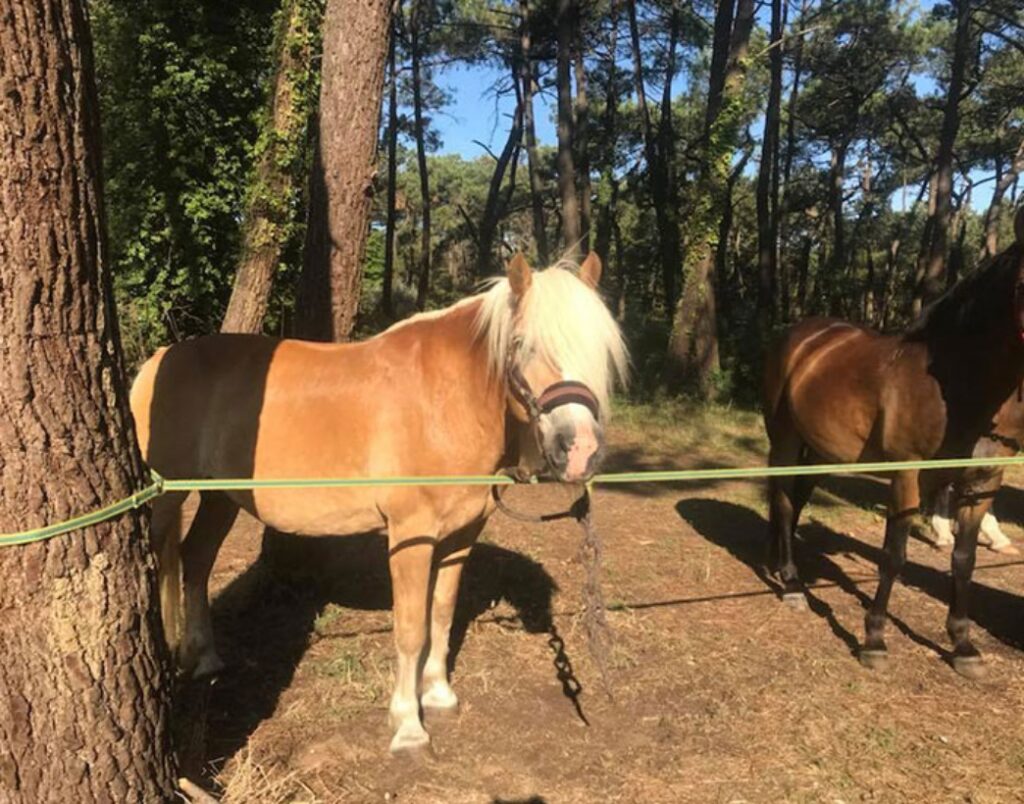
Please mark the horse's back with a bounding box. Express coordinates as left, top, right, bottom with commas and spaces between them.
764, 317, 912, 462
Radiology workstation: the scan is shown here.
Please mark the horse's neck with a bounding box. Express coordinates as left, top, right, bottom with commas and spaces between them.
386, 300, 510, 465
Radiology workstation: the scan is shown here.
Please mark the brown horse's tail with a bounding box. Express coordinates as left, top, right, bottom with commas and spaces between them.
152, 494, 184, 659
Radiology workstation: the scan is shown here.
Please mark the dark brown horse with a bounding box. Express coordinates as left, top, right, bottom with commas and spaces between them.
764, 207, 1024, 677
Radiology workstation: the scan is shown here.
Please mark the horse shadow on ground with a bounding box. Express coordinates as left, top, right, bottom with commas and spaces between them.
675, 498, 1024, 663
179, 532, 563, 775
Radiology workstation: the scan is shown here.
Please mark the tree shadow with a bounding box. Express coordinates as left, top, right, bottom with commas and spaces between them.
675, 497, 1024, 663
187, 532, 561, 773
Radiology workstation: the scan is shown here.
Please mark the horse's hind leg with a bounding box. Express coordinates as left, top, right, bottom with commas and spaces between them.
151, 491, 188, 652
421, 520, 485, 715
387, 521, 436, 756
861, 471, 919, 670
768, 435, 812, 608
180, 491, 239, 677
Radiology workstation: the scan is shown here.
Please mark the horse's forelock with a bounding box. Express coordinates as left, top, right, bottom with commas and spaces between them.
474, 265, 629, 418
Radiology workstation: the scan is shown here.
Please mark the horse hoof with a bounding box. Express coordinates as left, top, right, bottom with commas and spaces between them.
952, 654, 985, 680
389, 731, 434, 761
993, 544, 1020, 556
421, 684, 459, 715
782, 592, 808, 611
859, 649, 889, 671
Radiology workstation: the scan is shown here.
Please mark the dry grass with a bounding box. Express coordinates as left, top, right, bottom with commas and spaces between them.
183, 400, 1024, 803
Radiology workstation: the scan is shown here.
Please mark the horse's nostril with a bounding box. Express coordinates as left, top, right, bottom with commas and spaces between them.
556, 433, 570, 453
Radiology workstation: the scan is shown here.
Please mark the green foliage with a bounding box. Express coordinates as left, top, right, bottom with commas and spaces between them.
92, 0, 277, 362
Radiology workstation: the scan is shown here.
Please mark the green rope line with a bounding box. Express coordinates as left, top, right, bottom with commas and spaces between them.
5, 454, 1024, 548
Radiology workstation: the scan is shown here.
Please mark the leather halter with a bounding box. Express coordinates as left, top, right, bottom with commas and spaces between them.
505, 337, 600, 423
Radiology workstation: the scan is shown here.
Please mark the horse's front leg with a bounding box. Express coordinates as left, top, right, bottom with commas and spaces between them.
947, 477, 997, 679
387, 525, 436, 756
421, 520, 485, 714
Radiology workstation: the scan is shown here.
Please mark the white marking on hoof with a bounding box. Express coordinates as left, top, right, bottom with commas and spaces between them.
782, 592, 808, 611
952, 654, 985, 680
421, 682, 459, 713
389, 724, 432, 757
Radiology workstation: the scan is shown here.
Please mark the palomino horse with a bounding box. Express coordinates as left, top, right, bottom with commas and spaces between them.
764, 207, 1024, 677
130, 253, 628, 755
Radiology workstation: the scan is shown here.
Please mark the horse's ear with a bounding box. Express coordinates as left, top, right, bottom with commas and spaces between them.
507, 253, 532, 297
580, 252, 602, 289
1015, 205, 1024, 245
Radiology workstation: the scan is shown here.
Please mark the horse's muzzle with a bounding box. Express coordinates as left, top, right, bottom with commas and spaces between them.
542, 412, 605, 482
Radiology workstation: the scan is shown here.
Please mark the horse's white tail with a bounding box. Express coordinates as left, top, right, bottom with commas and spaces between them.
152, 495, 184, 658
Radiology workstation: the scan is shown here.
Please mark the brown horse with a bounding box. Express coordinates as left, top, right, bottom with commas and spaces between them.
130, 253, 628, 755
764, 207, 1024, 677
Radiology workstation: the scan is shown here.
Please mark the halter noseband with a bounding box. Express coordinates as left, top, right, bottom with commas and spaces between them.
505, 337, 600, 423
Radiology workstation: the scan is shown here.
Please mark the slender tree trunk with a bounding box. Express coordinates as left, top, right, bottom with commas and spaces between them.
778, 0, 806, 323
627, 0, 681, 311
223, 0, 319, 333
981, 138, 1024, 259
756, 0, 783, 335
878, 169, 931, 328
595, 0, 620, 271
382, 7, 401, 317
0, 1, 176, 799
826, 137, 848, 315
556, 0, 581, 257
295, 0, 391, 340
476, 83, 524, 276
520, 0, 549, 265
916, 0, 972, 311
795, 235, 812, 319
410, 0, 432, 309
574, 33, 592, 254
666, 0, 754, 397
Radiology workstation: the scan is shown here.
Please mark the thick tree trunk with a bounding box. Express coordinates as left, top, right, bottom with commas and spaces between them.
917, 0, 972, 311
556, 0, 581, 257
0, 1, 176, 800
382, 8, 400, 317
756, 0, 783, 335
627, 0, 681, 311
574, 37, 592, 254
295, 0, 391, 340
520, 0, 549, 265
410, 0, 432, 309
666, 0, 754, 397
223, 0, 318, 333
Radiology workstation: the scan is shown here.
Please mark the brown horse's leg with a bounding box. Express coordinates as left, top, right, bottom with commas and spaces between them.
421, 521, 485, 714
387, 525, 435, 756
861, 471, 919, 670
768, 434, 810, 608
947, 474, 998, 679
180, 491, 239, 677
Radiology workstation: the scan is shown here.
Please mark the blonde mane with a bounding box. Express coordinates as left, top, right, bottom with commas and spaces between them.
473, 263, 630, 418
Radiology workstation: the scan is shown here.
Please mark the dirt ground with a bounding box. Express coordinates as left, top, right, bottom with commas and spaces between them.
182, 402, 1024, 803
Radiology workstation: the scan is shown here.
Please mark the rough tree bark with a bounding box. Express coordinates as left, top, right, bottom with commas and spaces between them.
915, 0, 972, 313
0, 0, 177, 800
223, 0, 318, 333
520, 0, 549, 265
556, 0, 582, 257
295, 0, 391, 340
666, 0, 754, 397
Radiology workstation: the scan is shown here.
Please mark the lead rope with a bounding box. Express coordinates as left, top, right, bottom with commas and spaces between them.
492, 472, 614, 700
